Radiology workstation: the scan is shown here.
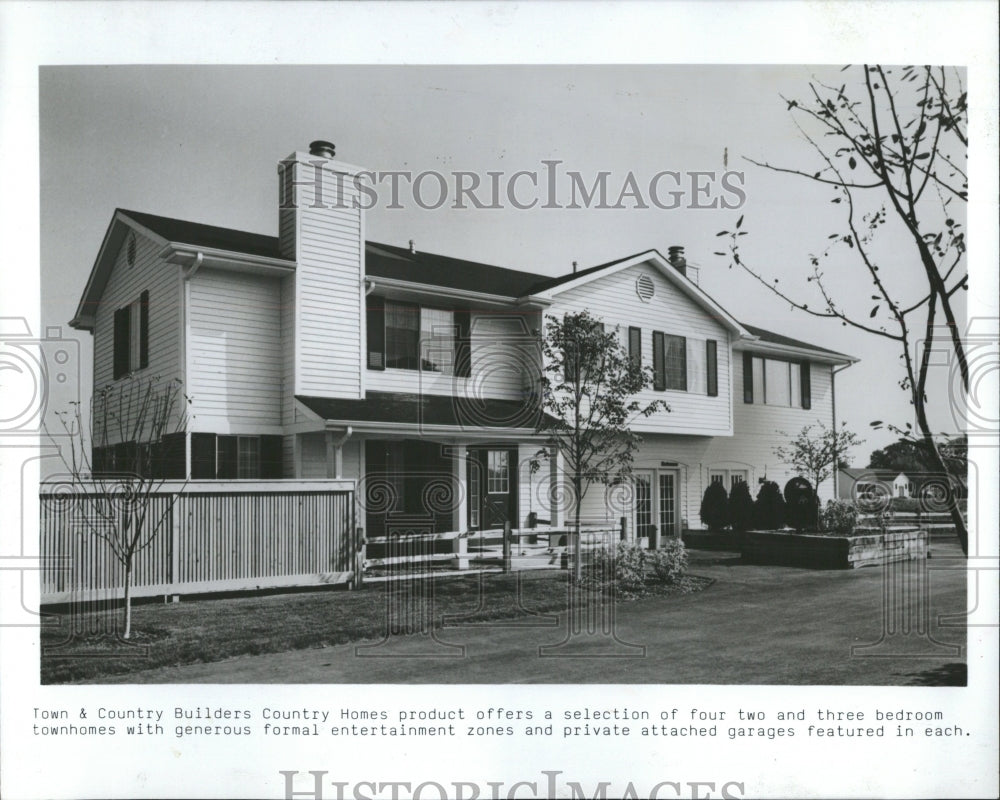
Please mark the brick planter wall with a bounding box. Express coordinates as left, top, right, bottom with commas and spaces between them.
740, 527, 927, 569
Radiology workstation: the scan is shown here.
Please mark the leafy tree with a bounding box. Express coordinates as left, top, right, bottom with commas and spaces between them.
717, 65, 970, 554
774, 422, 864, 504
754, 481, 786, 530
532, 311, 666, 579
699, 481, 730, 531
729, 480, 755, 532
869, 438, 939, 472
50, 376, 188, 639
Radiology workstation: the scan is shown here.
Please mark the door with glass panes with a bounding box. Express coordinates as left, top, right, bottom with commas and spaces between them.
467, 447, 518, 530
634, 469, 679, 546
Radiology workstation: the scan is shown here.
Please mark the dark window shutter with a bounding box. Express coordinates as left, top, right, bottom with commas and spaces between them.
628, 326, 642, 367
139, 290, 150, 369
706, 340, 718, 397
190, 433, 217, 479
652, 331, 666, 391
260, 435, 283, 479
800, 361, 811, 409
216, 436, 238, 479
743, 352, 754, 403
366, 298, 385, 370
113, 306, 130, 379
454, 310, 472, 378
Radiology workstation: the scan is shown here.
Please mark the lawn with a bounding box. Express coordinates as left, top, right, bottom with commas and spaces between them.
40, 569, 710, 684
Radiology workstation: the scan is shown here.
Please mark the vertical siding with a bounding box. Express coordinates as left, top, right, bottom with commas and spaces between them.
91, 228, 183, 444
187, 268, 282, 431
546, 262, 732, 436
285, 160, 364, 399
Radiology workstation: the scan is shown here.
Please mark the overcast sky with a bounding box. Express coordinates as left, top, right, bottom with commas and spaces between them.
40, 64, 971, 463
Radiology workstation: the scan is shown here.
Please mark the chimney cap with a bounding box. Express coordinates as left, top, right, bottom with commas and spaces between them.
308, 140, 337, 159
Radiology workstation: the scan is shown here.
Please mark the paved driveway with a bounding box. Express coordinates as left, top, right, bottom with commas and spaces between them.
89, 542, 968, 685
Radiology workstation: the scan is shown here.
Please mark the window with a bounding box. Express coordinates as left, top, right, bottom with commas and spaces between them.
112, 290, 149, 379
652, 332, 687, 391
563, 317, 605, 383
742, 354, 811, 408
487, 450, 509, 494
385, 301, 420, 370
217, 435, 261, 479
367, 299, 458, 374
420, 307, 455, 374
706, 340, 718, 397
710, 468, 748, 489
628, 327, 642, 368
190, 433, 282, 479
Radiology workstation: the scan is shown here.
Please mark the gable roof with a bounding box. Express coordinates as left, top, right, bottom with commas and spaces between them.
71, 208, 854, 362
741, 323, 853, 360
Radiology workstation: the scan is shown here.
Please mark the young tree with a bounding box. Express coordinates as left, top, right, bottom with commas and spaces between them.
717, 64, 970, 553
50, 376, 188, 639
773, 422, 864, 516
532, 311, 667, 579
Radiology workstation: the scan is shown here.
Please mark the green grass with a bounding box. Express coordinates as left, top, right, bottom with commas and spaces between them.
41, 570, 710, 684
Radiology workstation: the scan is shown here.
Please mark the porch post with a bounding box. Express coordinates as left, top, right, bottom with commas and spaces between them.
452, 444, 468, 532
325, 431, 344, 479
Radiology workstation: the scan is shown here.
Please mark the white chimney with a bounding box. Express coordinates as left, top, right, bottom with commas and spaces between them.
278, 141, 368, 399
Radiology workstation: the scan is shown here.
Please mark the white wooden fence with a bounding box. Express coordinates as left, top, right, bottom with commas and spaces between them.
39, 480, 358, 604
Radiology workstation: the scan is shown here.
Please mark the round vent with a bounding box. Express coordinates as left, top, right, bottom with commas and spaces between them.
126, 233, 137, 267
636, 274, 655, 302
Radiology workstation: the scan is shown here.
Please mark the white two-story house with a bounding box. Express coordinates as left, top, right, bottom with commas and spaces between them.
70, 141, 857, 543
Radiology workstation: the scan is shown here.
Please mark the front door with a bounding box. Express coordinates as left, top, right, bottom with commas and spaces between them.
468, 447, 518, 530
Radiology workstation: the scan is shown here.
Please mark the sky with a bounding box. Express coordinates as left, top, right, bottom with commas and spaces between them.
39, 64, 973, 465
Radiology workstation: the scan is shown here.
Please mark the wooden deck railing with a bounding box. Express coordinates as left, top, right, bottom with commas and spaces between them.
39, 480, 357, 604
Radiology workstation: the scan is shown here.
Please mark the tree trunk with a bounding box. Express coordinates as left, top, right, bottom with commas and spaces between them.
913, 399, 969, 555
573, 475, 583, 582
123, 562, 133, 640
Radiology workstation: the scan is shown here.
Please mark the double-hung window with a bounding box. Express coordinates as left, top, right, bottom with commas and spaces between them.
112, 290, 149, 379
652, 331, 687, 391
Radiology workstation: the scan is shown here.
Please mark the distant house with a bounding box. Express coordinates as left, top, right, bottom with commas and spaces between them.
838, 467, 966, 503
70, 141, 858, 543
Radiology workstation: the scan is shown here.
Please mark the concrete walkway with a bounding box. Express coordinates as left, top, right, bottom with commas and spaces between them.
89, 542, 969, 685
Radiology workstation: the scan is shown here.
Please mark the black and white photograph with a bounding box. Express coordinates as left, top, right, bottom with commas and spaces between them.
1, 2, 997, 799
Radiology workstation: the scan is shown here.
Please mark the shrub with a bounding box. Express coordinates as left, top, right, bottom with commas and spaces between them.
700, 481, 730, 531
783, 477, 818, 531
889, 496, 921, 513
819, 499, 858, 534
648, 539, 689, 584
729, 480, 755, 532
580, 542, 647, 598
754, 481, 786, 530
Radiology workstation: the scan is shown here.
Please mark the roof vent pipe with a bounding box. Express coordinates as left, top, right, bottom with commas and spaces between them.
572, 261, 578, 273
308, 140, 336, 158
409, 239, 416, 254
667, 245, 687, 276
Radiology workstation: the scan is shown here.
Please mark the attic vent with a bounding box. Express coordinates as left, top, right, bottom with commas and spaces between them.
636, 274, 655, 302
126, 233, 137, 267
